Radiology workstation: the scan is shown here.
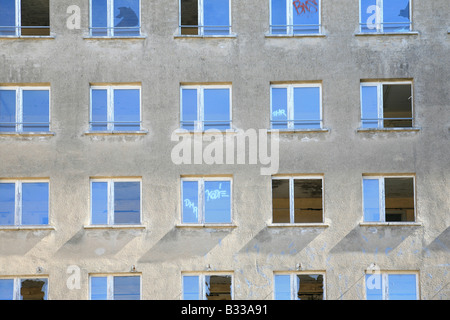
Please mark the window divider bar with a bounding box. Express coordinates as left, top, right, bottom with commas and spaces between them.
108, 180, 114, 225
289, 178, 295, 224
15, 181, 21, 226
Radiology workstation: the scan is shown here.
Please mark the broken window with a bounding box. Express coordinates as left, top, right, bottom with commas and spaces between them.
360, 0, 411, 33
0, 278, 48, 300
363, 176, 415, 223
271, 0, 321, 35
91, 179, 141, 225
0, 86, 50, 133
90, 275, 141, 300
271, 84, 322, 130
181, 85, 231, 131
365, 272, 417, 300
272, 177, 323, 224
90, 0, 140, 37
183, 274, 232, 300
0, 0, 50, 36
361, 82, 413, 128
180, 0, 231, 35
274, 273, 324, 300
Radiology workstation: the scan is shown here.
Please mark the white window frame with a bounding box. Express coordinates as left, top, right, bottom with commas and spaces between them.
271, 175, 324, 224
180, 84, 232, 131
359, 0, 412, 33
362, 175, 416, 223
364, 271, 419, 300
89, 274, 142, 300
270, 83, 322, 130
182, 272, 234, 300
270, 0, 322, 35
90, 178, 142, 226
0, 86, 51, 133
89, 85, 142, 132
0, 0, 50, 37
273, 272, 326, 300
0, 277, 49, 300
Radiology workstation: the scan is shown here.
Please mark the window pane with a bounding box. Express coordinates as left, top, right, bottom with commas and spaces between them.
113, 0, 140, 36
183, 276, 200, 300
293, 179, 323, 223
204, 89, 230, 131
0, 90, 16, 132
180, 0, 198, 35
363, 179, 380, 222
204, 181, 231, 223
203, 0, 230, 35
114, 182, 140, 224
20, 278, 47, 300
388, 274, 416, 300
22, 90, 49, 132
182, 181, 199, 223
272, 179, 290, 223
296, 274, 323, 300
0, 183, 15, 225
91, 0, 108, 36
91, 182, 108, 224
0, 279, 14, 300
365, 274, 382, 300
383, 0, 410, 33
20, 0, 50, 36
91, 89, 108, 131
361, 86, 378, 128
205, 275, 231, 300
385, 178, 414, 222
293, 87, 321, 129
0, 0, 16, 36
292, 0, 320, 34
114, 89, 140, 131
113, 276, 140, 300
274, 275, 291, 300
271, 88, 288, 129
382, 84, 412, 128
21, 183, 49, 225
271, 0, 287, 34
181, 89, 198, 130
360, 0, 377, 33
90, 277, 107, 300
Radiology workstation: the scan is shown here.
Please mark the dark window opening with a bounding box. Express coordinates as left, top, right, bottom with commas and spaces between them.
296, 274, 324, 300
383, 84, 412, 128
385, 178, 415, 222
272, 179, 290, 223
181, 0, 198, 35
294, 179, 323, 223
20, 279, 47, 300
21, 0, 50, 36
205, 275, 231, 300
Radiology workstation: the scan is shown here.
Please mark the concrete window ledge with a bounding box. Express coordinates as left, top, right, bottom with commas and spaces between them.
173, 128, 238, 135
354, 31, 419, 36
83, 36, 147, 40
0, 36, 55, 40
84, 130, 148, 136
265, 34, 326, 38
356, 127, 421, 133
267, 223, 329, 228
0, 132, 55, 137
268, 128, 330, 134
175, 224, 237, 229
359, 222, 423, 227
83, 224, 146, 230
174, 34, 237, 39
0, 225, 55, 231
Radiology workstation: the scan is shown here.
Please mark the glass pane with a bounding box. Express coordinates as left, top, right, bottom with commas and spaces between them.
382, 84, 412, 128
180, 0, 198, 35
113, 0, 140, 36
293, 179, 323, 223
22, 90, 49, 132
20, 0, 50, 36
0, 0, 16, 36
91, 0, 108, 36
271, 0, 287, 34
181, 89, 198, 130
113, 276, 140, 300
90, 277, 107, 300
296, 274, 323, 300
361, 86, 379, 128
0, 279, 14, 300
0, 90, 16, 132
183, 276, 200, 300
274, 275, 291, 300
363, 179, 380, 222
293, 87, 321, 129
91, 182, 108, 224
388, 274, 416, 300
205, 275, 231, 300
385, 178, 414, 222
292, 0, 320, 34
182, 181, 199, 223
20, 278, 47, 300
204, 181, 231, 223
272, 179, 290, 223
271, 88, 288, 129
114, 182, 140, 224
203, 0, 230, 35
383, 0, 410, 33
114, 89, 140, 131
0, 183, 15, 225
365, 274, 382, 300
203, 88, 230, 131
360, 0, 377, 33
91, 89, 108, 131
21, 183, 49, 225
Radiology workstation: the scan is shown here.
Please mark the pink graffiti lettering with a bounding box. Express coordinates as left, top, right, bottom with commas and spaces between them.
293, 0, 318, 15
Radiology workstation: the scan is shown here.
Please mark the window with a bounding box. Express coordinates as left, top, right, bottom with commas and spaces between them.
0, 180, 49, 226
271, 84, 322, 130
90, 179, 141, 225
90, 85, 141, 131
272, 176, 323, 224
361, 82, 413, 128
180, 85, 231, 131
363, 176, 415, 223
90, 0, 140, 36
274, 273, 324, 300
0, 278, 48, 300
182, 178, 232, 224
0, 0, 50, 37
180, 0, 231, 35
90, 275, 141, 300
183, 274, 232, 300
365, 272, 418, 300
360, 0, 412, 33
270, 0, 321, 35
0, 86, 50, 133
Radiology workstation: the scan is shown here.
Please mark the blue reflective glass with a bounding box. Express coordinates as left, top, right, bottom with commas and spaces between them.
90, 277, 107, 300
114, 0, 140, 36
22, 90, 49, 132
181, 89, 198, 131
363, 179, 380, 222
361, 86, 379, 128
91, 0, 108, 36
182, 181, 199, 223
388, 274, 416, 300
204, 181, 231, 223
292, 0, 320, 34
0, 183, 15, 225
204, 89, 230, 130
114, 276, 140, 300
360, 0, 377, 33
21, 183, 49, 225
0, 90, 16, 132
114, 89, 140, 131
91, 182, 108, 225
114, 182, 140, 224
271, 88, 288, 129
365, 274, 382, 300
91, 89, 108, 131
383, 0, 410, 33
293, 87, 321, 129
183, 276, 200, 300
203, 0, 229, 35
0, 0, 16, 36
0, 279, 14, 300
271, 0, 287, 34
274, 275, 291, 300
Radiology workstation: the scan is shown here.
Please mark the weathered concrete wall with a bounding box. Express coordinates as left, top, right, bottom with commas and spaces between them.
0, 0, 448, 299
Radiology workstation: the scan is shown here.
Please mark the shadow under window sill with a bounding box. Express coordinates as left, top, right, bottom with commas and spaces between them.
83, 224, 146, 230
0, 131, 55, 136
84, 130, 148, 136
355, 31, 419, 36
357, 127, 421, 133
267, 223, 329, 228
359, 221, 422, 227
0, 225, 55, 231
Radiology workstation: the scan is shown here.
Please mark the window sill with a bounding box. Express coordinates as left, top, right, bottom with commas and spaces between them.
174, 128, 237, 135
0, 35, 55, 40
267, 223, 329, 228
174, 34, 237, 39
83, 35, 147, 40
175, 223, 237, 229
84, 130, 148, 136
357, 127, 420, 133
355, 31, 419, 37
0, 225, 55, 231
0, 131, 55, 136
268, 128, 329, 134
359, 222, 422, 227
83, 224, 146, 230
265, 33, 326, 38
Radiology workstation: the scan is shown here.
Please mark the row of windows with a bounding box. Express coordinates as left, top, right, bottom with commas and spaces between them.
0, 81, 419, 133
0, 271, 420, 300
1, 0, 442, 38
0, 175, 417, 227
